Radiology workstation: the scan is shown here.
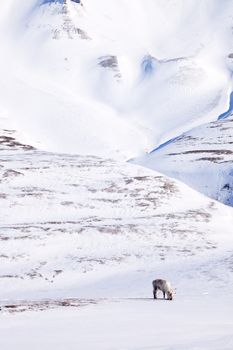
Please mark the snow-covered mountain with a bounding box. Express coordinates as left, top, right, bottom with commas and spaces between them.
1, 116, 233, 349
1, 1, 233, 349
134, 114, 233, 206
1, 118, 232, 300
1, 0, 233, 158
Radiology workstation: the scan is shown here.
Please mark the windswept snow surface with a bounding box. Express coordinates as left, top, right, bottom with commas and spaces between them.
0, 0, 233, 157
1, 298, 233, 350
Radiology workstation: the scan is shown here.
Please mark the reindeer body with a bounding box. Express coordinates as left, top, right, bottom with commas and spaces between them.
152, 279, 173, 300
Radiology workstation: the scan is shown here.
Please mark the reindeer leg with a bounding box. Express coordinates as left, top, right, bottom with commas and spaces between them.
153, 288, 157, 299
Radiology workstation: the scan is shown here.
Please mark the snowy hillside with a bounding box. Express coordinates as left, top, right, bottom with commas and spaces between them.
134, 115, 233, 206
1, 117, 233, 349
0, 0, 233, 158
1, 118, 232, 300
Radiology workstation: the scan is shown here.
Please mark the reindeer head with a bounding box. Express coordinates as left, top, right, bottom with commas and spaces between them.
167, 291, 173, 300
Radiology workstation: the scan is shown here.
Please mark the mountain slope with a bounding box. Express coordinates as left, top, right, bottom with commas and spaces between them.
0, 0, 233, 158
1, 117, 233, 350
134, 115, 233, 206
0, 117, 233, 301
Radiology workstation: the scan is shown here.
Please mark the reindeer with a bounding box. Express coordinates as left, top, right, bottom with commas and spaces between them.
152, 279, 174, 300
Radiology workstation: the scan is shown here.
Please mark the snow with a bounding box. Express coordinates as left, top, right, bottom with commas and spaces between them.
1, 1, 233, 349
1, 297, 233, 350
0, 118, 233, 348
0, 0, 233, 158
2, 122, 232, 300
134, 115, 233, 206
